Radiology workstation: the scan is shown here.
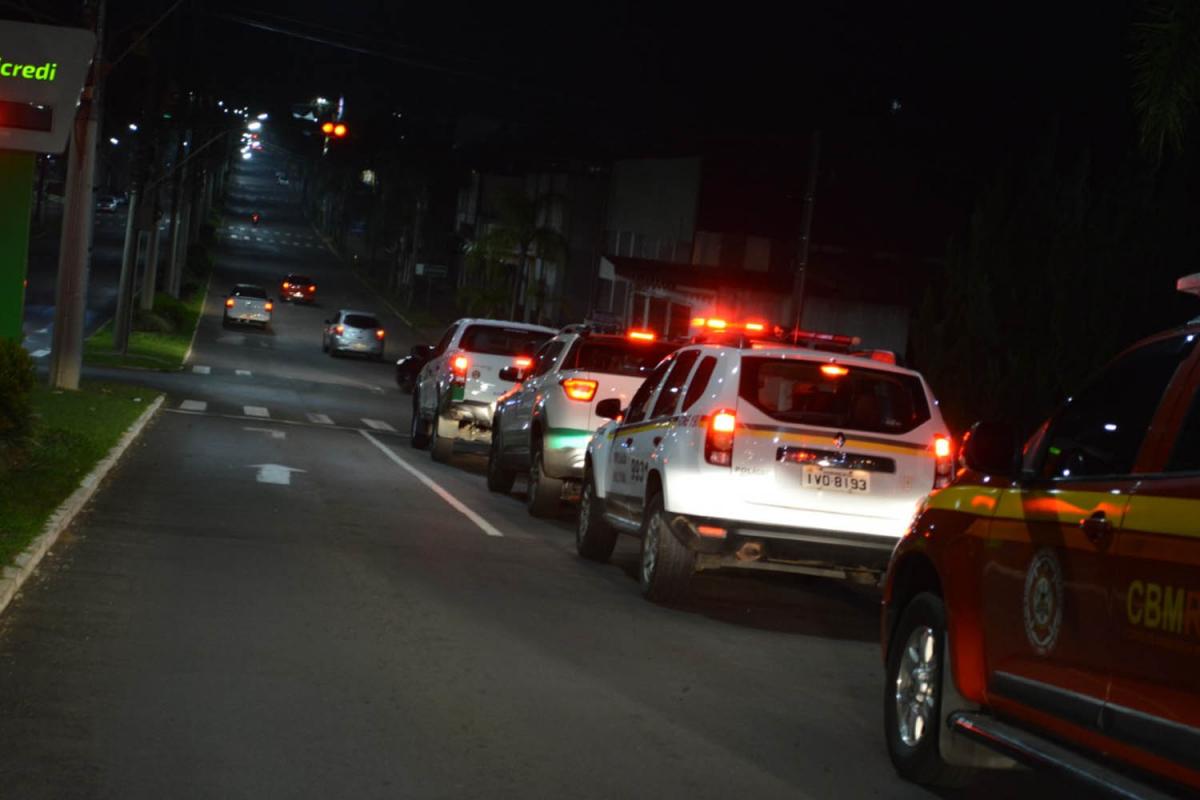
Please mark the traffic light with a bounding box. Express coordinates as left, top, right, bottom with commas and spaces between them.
320, 121, 347, 138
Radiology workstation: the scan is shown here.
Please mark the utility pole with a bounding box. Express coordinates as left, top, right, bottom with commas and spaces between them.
790, 130, 821, 334
141, 196, 161, 310
49, 0, 106, 390
112, 188, 139, 352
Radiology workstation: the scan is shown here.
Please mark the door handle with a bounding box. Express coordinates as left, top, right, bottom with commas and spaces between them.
1080, 511, 1112, 543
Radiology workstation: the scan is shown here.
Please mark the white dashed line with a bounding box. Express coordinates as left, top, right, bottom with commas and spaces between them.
179, 399, 207, 412
235, 369, 252, 376
192, 365, 211, 374
30, 348, 50, 358
307, 413, 334, 425
362, 418, 395, 432
243, 405, 269, 418
360, 431, 504, 537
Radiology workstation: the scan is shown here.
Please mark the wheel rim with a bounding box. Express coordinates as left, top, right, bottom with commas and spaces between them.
894, 624, 939, 748
577, 482, 591, 545
641, 513, 660, 585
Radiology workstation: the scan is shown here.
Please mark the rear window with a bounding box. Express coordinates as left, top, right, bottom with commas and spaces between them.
459, 325, 551, 357
739, 358, 931, 434
232, 285, 266, 298
344, 314, 380, 329
564, 339, 677, 377
286, 275, 313, 284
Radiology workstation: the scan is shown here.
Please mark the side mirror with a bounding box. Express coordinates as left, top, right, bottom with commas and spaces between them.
961, 421, 1020, 477
498, 366, 524, 382
595, 398, 623, 420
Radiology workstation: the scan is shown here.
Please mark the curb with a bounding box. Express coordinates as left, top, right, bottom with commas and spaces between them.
0, 393, 165, 618
181, 272, 213, 367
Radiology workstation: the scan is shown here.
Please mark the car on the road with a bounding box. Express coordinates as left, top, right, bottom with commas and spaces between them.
96, 194, 119, 213
395, 344, 434, 393
223, 284, 273, 328
488, 325, 678, 516
322, 309, 386, 360
280, 274, 316, 304
577, 320, 952, 603
278, 174, 289, 185
878, 274, 1200, 797
410, 318, 555, 463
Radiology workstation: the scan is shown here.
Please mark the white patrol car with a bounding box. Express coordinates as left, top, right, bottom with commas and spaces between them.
411, 318, 556, 463
487, 326, 679, 517
576, 323, 953, 602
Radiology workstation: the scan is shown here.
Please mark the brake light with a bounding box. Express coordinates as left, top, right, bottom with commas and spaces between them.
308, 285, 316, 292
265, 301, 273, 312
820, 364, 849, 377
335, 324, 345, 334
627, 329, 656, 342
225, 297, 234, 308
934, 435, 954, 488
705, 409, 737, 466
282, 281, 291, 289
513, 356, 533, 369
561, 378, 598, 402
867, 350, 896, 365
451, 354, 469, 377
375, 329, 385, 340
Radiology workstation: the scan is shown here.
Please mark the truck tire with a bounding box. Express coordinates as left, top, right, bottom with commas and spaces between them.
430, 413, 454, 463
639, 493, 694, 603
526, 443, 563, 518
487, 426, 517, 493
410, 394, 430, 449
576, 468, 617, 562
884, 592, 975, 788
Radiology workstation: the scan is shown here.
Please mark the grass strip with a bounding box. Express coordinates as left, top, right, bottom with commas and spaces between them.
0, 382, 160, 567
83, 288, 206, 371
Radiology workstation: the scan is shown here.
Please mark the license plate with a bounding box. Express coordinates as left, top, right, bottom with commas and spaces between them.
351, 343, 367, 350
802, 465, 869, 493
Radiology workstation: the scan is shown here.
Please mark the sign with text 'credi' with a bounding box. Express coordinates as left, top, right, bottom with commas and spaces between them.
0, 20, 95, 154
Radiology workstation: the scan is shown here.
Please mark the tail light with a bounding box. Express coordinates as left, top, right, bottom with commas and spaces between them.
561, 378, 598, 402
933, 435, 954, 488
451, 354, 469, 383
705, 409, 737, 466
375, 329, 385, 340
265, 301, 273, 312
225, 297, 234, 308
308, 284, 316, 292
282, 281, 291, 289
335, 324, 345, 335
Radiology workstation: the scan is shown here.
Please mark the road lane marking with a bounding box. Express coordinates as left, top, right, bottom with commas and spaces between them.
30, 348, 50, 358
235, 369, 252, 376
362, 418, 395, 431
179, 399, 207, 411
249, 463, 304, 485
244, 426, 285, 440
192, 365, 211, 374
244, 405, 269, 417
360, 431, 504, 537
307, 413, 333, 425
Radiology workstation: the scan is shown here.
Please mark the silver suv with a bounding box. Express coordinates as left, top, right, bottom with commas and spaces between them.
323, 310, 386, 360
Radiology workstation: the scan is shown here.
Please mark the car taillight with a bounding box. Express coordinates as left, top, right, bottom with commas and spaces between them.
561, 378, 598, 402
308, 285, 316, 292
375, 329, 385, 340
335, 324, 345, 335
933, 435, 954, 488
451, 354, 469, 382
705, 409, 737, 466
282, 281, 291, 289
225, 297, 234, 308
265, 301, 273, 312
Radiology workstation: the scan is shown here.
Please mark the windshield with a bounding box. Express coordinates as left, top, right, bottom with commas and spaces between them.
458, 325, 551, 356
564, 339, 678, 377
739, 358, 931, 434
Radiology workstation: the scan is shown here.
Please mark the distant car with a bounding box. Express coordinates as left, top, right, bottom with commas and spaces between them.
410, 318, 555, 463
395, 345, 434, 393
277, 174, 289, 185
323, 309, 385, 360
223, 284, 273, 328
96, 195, 118, 213
280, 274, 316, 304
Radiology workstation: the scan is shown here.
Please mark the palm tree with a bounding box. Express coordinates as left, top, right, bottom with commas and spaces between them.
468, 188, 567, 322
1131, 0, 1200, 162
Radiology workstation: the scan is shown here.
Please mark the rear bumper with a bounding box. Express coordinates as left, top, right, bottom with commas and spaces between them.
284, 290, 314, 301
332, 337, 383, 355
225, 311, 270, 323
666, 513, 897, 582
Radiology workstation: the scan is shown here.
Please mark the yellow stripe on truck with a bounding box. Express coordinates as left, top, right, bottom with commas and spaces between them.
739, 427, 933, 458
1123, 495, 1200, 539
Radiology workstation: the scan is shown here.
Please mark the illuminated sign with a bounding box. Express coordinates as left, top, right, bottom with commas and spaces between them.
0, 21, 95, 153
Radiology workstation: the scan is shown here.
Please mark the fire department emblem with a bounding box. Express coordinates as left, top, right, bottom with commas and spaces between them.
1023, 548, 1063, 656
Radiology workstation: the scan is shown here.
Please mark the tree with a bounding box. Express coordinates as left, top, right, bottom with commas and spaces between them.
466, 188, 567, 323
1131, 0, 1200, 162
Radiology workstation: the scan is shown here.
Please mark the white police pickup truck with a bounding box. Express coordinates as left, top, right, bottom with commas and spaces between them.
411, 318, 555, 463
488, 325, 677, 517
576, 322, 953, 602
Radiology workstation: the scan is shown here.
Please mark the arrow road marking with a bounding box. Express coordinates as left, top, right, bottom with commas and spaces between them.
360, 430, 503, 537
249, 463, 304, 485
244, 426, 285, 440
244, 405, 269, 417
179, 399, 207, 411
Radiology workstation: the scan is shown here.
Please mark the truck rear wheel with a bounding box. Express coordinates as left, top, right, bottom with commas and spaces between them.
527, 445, 563, 518
410, 394, 430, 449
430, 414, 454, 463
487, 427, 517, 493
576, 469, 617, 562
639, 493, 694, 603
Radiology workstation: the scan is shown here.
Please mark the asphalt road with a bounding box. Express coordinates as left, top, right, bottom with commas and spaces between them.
0, 154, 1076, 799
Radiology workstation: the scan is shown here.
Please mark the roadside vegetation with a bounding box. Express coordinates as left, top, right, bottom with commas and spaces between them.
0, 339, 157, 566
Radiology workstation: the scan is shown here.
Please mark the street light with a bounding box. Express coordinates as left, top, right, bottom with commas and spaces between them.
128, 123, 138, 132
256, 113, 269, 120
109, 137, 119, 145
247, 121, 262, 132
